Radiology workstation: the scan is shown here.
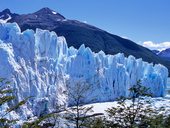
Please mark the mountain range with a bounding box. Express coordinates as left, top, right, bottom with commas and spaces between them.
0, 7, 170, 75
153, 48, 170, 60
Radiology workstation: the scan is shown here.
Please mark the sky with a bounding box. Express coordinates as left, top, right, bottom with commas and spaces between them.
0, 0, 170, 50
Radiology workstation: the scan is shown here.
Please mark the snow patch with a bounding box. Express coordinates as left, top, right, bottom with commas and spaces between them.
52, 11, 57, 15
0, 14, 11, 23
0, 15, 4, 18
62, 19, 68, 22
85, 97, 170, 115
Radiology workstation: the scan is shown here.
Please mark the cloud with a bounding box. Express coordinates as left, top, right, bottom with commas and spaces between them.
142, 41, 170, 51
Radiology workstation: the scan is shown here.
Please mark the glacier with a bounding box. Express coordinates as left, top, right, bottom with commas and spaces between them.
0, 23, 168, 119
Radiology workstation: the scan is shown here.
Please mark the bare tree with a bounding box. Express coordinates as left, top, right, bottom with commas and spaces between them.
65, 80, 103, 128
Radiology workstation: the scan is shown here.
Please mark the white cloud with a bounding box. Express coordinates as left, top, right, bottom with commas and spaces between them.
142, 41, 170, 51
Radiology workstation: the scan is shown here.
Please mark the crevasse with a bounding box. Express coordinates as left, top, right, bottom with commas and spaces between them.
0, 23, 168, 119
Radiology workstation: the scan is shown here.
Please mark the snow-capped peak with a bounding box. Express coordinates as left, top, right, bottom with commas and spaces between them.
35, 7, 57, 15
0, 14, 11, 23
2, 8, 11, 14
34, 7, 65, 20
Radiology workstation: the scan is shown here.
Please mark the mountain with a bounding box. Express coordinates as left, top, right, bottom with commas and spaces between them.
0, 23, 168, 120
152, 50, 160, 54
0, 8, 170, 75
157, 48, 170, 60
152, 48, 170, 61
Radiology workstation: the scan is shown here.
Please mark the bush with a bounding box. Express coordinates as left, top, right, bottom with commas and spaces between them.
0, 78, 29, 127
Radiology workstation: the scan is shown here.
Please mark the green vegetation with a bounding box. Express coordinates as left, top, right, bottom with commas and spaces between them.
104, 80, 170, 128
21, 80, 170, 128
22, 112, 59, 128
105, 80, 154, 128
1, 78, 170, 128
0, 78, 29, 127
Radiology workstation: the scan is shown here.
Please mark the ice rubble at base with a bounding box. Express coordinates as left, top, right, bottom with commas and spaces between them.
0, 23, 168, 119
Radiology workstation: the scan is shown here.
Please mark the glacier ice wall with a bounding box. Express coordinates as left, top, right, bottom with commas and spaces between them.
0, 23, 168, 118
